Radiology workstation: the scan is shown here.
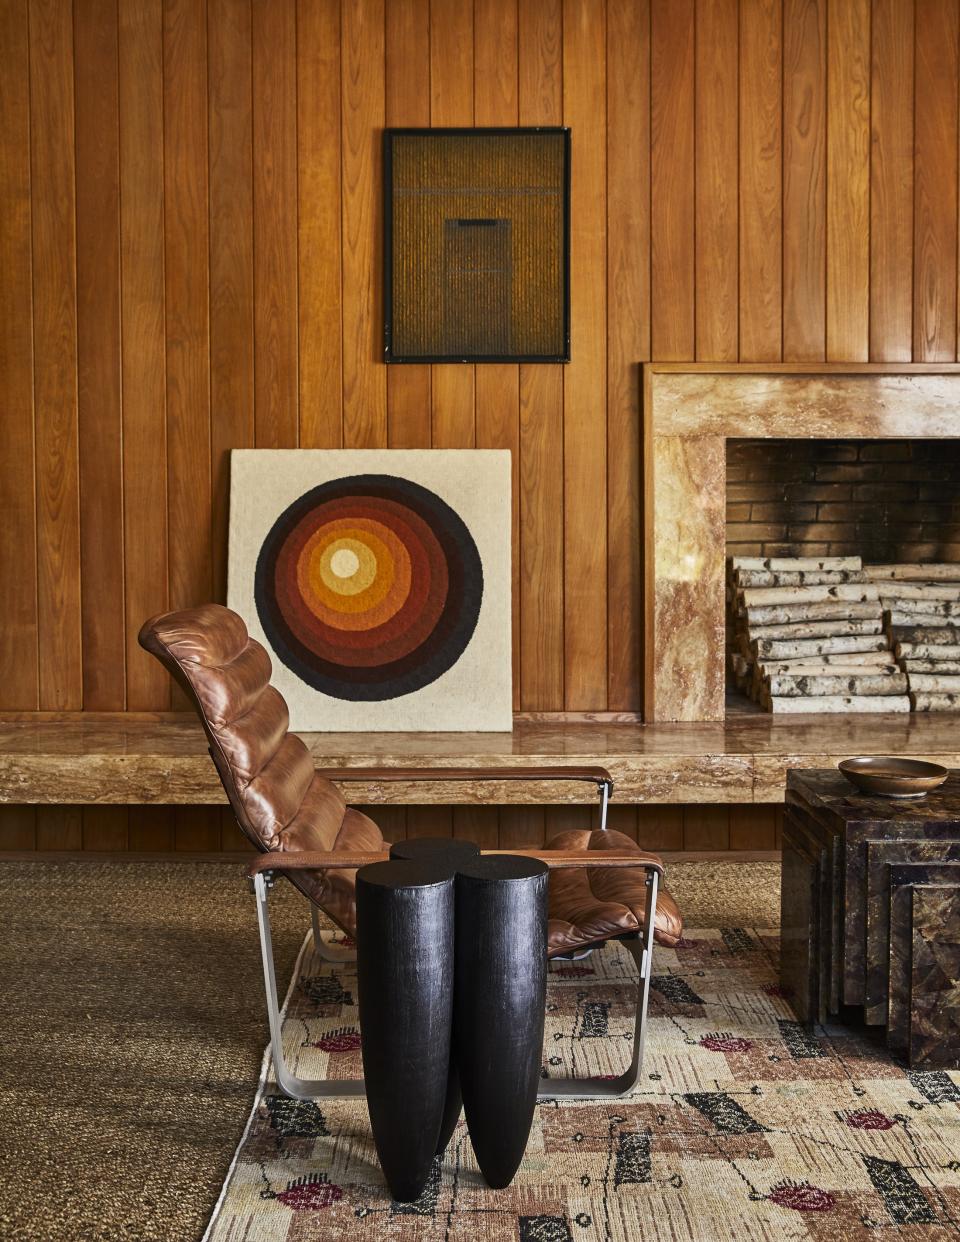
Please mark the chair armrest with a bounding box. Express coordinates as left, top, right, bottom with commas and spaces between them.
313, 765, 614, 793
247, 847, 663, 879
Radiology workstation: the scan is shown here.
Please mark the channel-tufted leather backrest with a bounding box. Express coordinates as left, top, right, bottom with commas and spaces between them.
138, 603, 385, 932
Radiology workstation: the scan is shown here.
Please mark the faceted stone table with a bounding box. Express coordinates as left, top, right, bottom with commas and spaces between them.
781, 769, 960, 1069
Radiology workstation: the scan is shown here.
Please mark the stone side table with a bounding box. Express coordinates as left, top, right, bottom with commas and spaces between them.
781, 769, 960, 1069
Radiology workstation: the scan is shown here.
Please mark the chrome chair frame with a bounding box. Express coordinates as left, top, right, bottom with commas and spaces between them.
250, 774, 660, 1103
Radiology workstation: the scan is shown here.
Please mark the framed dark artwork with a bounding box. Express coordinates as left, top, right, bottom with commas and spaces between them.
383, 127, 571, 364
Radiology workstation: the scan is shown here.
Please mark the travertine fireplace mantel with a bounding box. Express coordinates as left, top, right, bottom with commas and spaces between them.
643, 363, 960, 722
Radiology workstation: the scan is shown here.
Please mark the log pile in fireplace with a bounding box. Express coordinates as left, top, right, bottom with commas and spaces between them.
729, 556, 960, 712
863, 564, 960, 711
728, 556, 905, 712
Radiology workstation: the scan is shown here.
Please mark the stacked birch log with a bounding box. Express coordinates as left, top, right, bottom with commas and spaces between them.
863, 564, 960, 712
728, 556, 907, 713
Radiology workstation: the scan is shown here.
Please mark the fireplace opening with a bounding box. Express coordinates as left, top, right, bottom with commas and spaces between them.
725, 439, 960, 715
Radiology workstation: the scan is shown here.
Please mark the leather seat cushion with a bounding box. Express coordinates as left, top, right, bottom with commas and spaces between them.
288, 806, 386, 937
546, 828, 683, 957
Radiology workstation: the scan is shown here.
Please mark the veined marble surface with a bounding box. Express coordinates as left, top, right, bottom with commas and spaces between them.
4, 719, 960, 805
644, 365, 960, 721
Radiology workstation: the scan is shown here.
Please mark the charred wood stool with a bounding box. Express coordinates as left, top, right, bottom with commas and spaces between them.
389, 836, 480, 1156
453, 855, 548, 1188
356, 842, 548, 1201
356, 860, 455, 1203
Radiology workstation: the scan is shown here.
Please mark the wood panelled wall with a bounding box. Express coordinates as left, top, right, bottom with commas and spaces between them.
3, 800, 784, 855
1, 0, 958, 851
7, 0, 960, 717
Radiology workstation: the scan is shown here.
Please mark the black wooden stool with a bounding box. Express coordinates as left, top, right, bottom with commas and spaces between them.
356, 840, 548, 1200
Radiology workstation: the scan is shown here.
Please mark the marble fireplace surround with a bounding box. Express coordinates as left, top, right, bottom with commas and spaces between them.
642, 363, 960, 723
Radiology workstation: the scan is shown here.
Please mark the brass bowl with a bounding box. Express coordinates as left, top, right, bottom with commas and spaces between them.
838, 756, 948, 799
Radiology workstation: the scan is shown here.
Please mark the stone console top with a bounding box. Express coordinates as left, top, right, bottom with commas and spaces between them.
3, 713, 960, 807
786, 768, 960, 825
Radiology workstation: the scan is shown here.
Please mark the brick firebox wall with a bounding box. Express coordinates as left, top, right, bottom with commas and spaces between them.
726, 439, 960, 563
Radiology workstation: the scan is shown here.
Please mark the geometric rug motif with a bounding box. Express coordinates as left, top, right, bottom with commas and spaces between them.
204, 928, 960, 1242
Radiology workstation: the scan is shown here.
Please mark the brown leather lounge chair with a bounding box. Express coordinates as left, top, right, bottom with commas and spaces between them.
139, 604, 683, 1101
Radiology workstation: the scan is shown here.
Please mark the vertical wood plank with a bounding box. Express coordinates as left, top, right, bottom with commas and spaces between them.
518, 0, 562, 124
299, 0, 343, 448
209, 0, 254, 600
475, 0, 521, 709
0, 808, 37, 851
636, 805, 683, 851
357, 806, 394, 845
341, 0, 386, 447
682, 805, 730, 851
782, 0, 826, 361
729, 804, 777, 850
82, 806, 129, 851
36, 807, 83, 851
563, 0, 607, 709
220, 804, 250, 850
826, 0, 870, 360
499, 807, 544, 848
409, 805, 454, 837
605, 805, 639, 843
30, 0, 83, 709
253, 0, 299, 447
386, 371, 431, 447
370, 805, 408, 845
606, 0, 649, 710
431, 365, 476, 446
544, 805, 592, 837
869, 0, 914, 361
120, 0, 169, 708
75, 0, 125, 708
175, 805, 222, 851
385, 0, 430, 447
429, 0, 475, 448
518, 0, 563, 710
695, 0, 738, 362
474, 0, 518, 124
454, 806, 501, 849
739, 0, 783, 361
0, 0, 39, 709
912, 0, 958, 361
651, 0, 695, 360
519, 366, 564, 709
128, 805, 175, 851
164, 0, 211, 615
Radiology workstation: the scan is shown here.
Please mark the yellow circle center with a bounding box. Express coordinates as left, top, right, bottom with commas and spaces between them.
311, 535, 383, 598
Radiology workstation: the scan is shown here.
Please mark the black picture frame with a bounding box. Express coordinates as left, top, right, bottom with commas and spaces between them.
383, 127, 571, 364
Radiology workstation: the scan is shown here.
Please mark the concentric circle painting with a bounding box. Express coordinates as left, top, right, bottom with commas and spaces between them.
254, 474, 483, 701
229, 451, 512, 731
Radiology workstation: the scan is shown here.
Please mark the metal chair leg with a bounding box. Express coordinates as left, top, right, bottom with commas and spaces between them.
254, 873, 365, 1099
598, 779, 610, 831
254, 868, 657, 1104
536, 870, 658, 1100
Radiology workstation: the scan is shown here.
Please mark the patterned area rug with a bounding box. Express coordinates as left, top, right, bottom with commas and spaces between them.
206, 928, 960, 1241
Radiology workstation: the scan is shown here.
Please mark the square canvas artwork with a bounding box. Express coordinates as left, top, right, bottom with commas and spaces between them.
228, 450, 512, 731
